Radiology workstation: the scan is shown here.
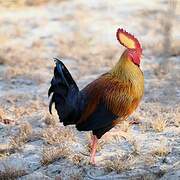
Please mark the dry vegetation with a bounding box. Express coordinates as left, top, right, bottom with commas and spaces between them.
58, 33, 118, 78
55, 169, 84, 180
139, 121, 151, 133
41, 145, 70, 165
0, 0, 66, 8
151, 145, 171, 157
154, 0, 178, 76
105, 154, 134, 173
174, 115, 180, 127
0, 108, 15, 125
151, 117, 167, 132
44, 113, 58, 126
105, 152, 156, 175
69, 153, 87, 166
0, 163, 27, 180
119, 121, 131, 133
42, 126, 76, 145
0, 95, 46, 121
40, 126, 77, 166
9, 122, 33, 151
0, 108, 5, 121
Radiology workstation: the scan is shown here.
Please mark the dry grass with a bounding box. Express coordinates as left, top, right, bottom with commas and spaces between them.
55, 169, 84, 180
1, 95, 46, 119
151, 117, 167, 132
0, 144, 9, 158
0, 0, 66, 8
136, 174, 158, 180
2, 51, 40, 68
141, 154, 157, 167
0, 47, 48, 85
151, 146, 171, 157
105, 141, 157, 174
131, 140, 141, 156
161, 0, 177, 56
173, 111, 180, 127
41, 126, 75, 166
69, 154, 85, 166
70, 154, 84, 165
44, 113, 58, 126
105, 153, 157, 175
9, 122, 32, 150
0, 108, 5, 120
68, 173, 84, 180
0, 108, 15, 125
0, 163, 27, 180
112, 131, 133, 144
42, 126, 76, 145
68, 153, 90, 167
154, 0, 178, 76
41, 145, 70, 165
109, 121, 133, 143
4, 66, 30, 80
58, 32, 118, 78
139, 121, 151, 133
119, 121, 131, 132
174, 116, 180, 127
3, 66, 45, 84
105, 154, 134, 173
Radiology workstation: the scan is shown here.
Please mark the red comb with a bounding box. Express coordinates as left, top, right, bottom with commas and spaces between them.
116, 28, 142, 52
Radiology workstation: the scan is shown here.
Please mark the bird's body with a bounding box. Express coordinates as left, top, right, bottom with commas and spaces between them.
49, 28, 144, 164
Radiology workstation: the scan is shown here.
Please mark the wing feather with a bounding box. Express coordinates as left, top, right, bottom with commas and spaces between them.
76, 73, 139, 130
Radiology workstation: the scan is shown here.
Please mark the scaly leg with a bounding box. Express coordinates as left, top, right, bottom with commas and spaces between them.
90, 135, 98, 164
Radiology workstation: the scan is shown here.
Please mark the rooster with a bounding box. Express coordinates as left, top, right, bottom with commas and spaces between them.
48, 28, 144, 164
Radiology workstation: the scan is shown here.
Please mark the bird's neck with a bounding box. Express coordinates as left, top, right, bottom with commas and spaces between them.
110, 50, 141, 81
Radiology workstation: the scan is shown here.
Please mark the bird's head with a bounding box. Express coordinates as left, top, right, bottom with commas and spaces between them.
116, 28, 142, 66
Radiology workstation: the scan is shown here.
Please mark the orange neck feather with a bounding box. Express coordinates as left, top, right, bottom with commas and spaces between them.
110, 50, 143, 84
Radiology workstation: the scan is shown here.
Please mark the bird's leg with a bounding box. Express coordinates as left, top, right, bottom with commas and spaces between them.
90, 135, 98, 165
90, 133, 94, 148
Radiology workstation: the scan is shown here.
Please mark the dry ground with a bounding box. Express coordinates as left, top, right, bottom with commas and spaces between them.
0, 0, 180, 179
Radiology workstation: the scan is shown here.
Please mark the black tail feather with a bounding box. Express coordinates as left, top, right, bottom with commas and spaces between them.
48, 85, 54, 97
54, 58, 70, 88
53, 58, 78, 91
49, 93, 55, 114
48, 58, 80, 124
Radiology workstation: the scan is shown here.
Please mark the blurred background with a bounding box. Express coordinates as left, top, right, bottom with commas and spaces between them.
0, 0, 179, 179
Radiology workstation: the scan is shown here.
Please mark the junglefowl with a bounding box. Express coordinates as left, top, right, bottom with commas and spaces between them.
48, 28, 144, 164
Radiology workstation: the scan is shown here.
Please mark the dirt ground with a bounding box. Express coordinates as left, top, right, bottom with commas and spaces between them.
0, 0, 179, 179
